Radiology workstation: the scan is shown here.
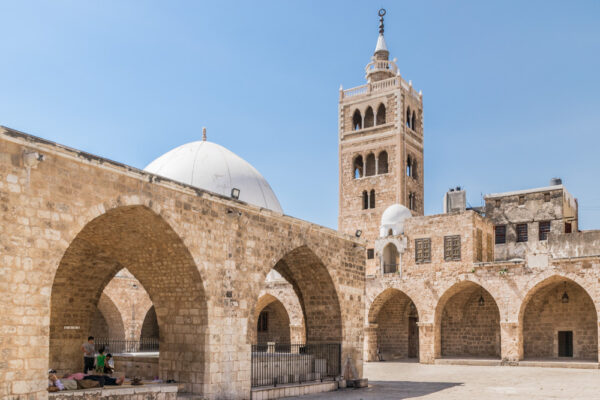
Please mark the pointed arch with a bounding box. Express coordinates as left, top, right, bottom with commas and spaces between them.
353, 155, 364, 179
49, 205, 207, 393
519, 275, 598, 360
406, 155, 412, 177
366, 288, 420, 361
406, 107, 411, 128
434, 281, 501, 358
365, 153, 376, 176
140, 306, 159, 340
364, 106, 374, 128
376, 103, 386, 125
411, 111, 417, 131
378, 151, 388, 174
95, 293, 126, 341
369, 189, 376, 209
352, 109, 362, 130
250, 294, 292, 345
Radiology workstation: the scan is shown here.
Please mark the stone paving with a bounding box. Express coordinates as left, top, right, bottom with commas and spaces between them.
290, 362, 600, 399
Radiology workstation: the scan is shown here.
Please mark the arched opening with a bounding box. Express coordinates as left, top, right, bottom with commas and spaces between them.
412, 159, 418, 180
364, 106, 374, 128
376, 103, 386, 125
382, 243, 399, 274
352, 109, 362, 130
252, 295, 292, 345
91, 293, 126, 341
369, 190, 376, 209
412, 111, 417, 131
366, 289, 419, 361
141, 306, 159, 340
521, 277, 598, 360
406, 155, 412, 177
49, 205, 207, 394
406, 107, 411, 129
378, 151, 388, 174
362, 191, 369, 210
408, 192, 416, 211
353, 155, 363, 179
435, 281, 501, 359
365, 153, 376, 176
249, 246, 342, 387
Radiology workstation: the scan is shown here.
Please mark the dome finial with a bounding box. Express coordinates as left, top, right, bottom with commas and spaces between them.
202, 127, 207, 141
378, 8, 386, 35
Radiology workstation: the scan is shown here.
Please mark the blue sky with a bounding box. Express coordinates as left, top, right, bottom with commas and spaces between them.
1, 1, 599, 229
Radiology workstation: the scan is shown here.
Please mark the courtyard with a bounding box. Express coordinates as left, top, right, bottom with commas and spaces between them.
290, 362, 600, 399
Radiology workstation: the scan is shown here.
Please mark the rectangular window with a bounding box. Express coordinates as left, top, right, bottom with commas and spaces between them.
367, 249, 374, 259
518, 195, 525, 205
444, 235, 461, 261
476, 229, 483, 262
495, 225, 506, 244
565, 222, 572, 233
486, 233, 493, 261
495, 199, 501, 208
415, 238, 431, 264
539, 221, 551, 241
516, 223, 528, 242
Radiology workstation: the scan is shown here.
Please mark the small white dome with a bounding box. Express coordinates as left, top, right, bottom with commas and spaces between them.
144, 141, 283, 213
380, 204, 412, 237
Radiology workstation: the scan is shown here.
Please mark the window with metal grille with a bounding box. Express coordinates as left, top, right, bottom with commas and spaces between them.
516, 223, 528, 242
367, 248, 374, 259
518, 195, 525, 205
539, 221, 551, 241
415, 238, 431, 264
444, 235, 461, 261
486, 233, 493, 261
257, 311, 268, 332
495, 225, 506, 244
476, 229, 483, 262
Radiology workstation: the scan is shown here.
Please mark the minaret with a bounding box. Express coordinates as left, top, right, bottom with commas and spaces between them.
338, 9, 424, 275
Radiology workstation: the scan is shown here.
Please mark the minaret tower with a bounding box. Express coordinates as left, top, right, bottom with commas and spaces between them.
338, 9, 424, 274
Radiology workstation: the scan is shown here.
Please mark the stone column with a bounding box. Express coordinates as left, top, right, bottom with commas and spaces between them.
364, 324, 378, 362
418, 322, 435, 363
500, 322, 521, 363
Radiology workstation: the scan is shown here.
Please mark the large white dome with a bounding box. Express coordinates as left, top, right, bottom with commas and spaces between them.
380, 204, 412, 237
144, 140, 283, 213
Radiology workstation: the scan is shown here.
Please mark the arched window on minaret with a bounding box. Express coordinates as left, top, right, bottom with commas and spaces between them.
378, 151, 388, 174
406, 107, 411, 129
353, 155, 364, 179
376, 103, 386, 125
352, 109, 363, 131
412, 159, 418, 180
412, 111, 417, 131
364, 107, 374, 128
406, 155, 412, 177
365, 153, 376, 176
369, 190, 376, 209
362, 191, 369, 210
409, 192, 416, 211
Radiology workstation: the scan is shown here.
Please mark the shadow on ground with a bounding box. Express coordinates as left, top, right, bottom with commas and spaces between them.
289, 381, 463, 399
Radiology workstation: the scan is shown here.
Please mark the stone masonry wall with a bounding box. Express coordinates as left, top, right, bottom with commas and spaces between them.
0, 128, 365, 400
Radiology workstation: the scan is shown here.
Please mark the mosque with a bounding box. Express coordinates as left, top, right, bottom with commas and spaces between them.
2, 8, 600, 400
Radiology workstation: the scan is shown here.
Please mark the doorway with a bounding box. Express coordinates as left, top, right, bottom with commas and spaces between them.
558, 331, 573, 357
408, 317, 419, 358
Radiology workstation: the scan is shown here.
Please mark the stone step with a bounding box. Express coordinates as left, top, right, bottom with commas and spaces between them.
518, 360, 599, 369
435, 358, 502, 367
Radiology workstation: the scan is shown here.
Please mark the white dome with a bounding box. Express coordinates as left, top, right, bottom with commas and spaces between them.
380, 204, 412, 237
144, 141, 283, 213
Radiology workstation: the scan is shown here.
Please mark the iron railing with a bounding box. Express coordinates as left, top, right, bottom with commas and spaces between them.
94, 338, 159, 354
251, 343, 341, 388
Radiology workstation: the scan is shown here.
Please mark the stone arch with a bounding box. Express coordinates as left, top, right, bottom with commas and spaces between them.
366, 288, 420, 361
434, 281, 501, 358
353, 155, 363, 179
376, 103, 386, 125
49, 205, 207, 394
250, 294, 292, 344
95, 293, 126, 340
382, 243, 399, 274
249, 245, 342, 344
352, 109, 362, 130
519, 275, 598, 360
364, 106, 374, 128
377, 151, 388, 174
141, 306, 159, 340
365, 153, 376, 176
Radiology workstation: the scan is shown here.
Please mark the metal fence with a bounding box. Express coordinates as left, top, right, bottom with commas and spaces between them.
94, 338, 159, 354
251, 343, 341, 388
